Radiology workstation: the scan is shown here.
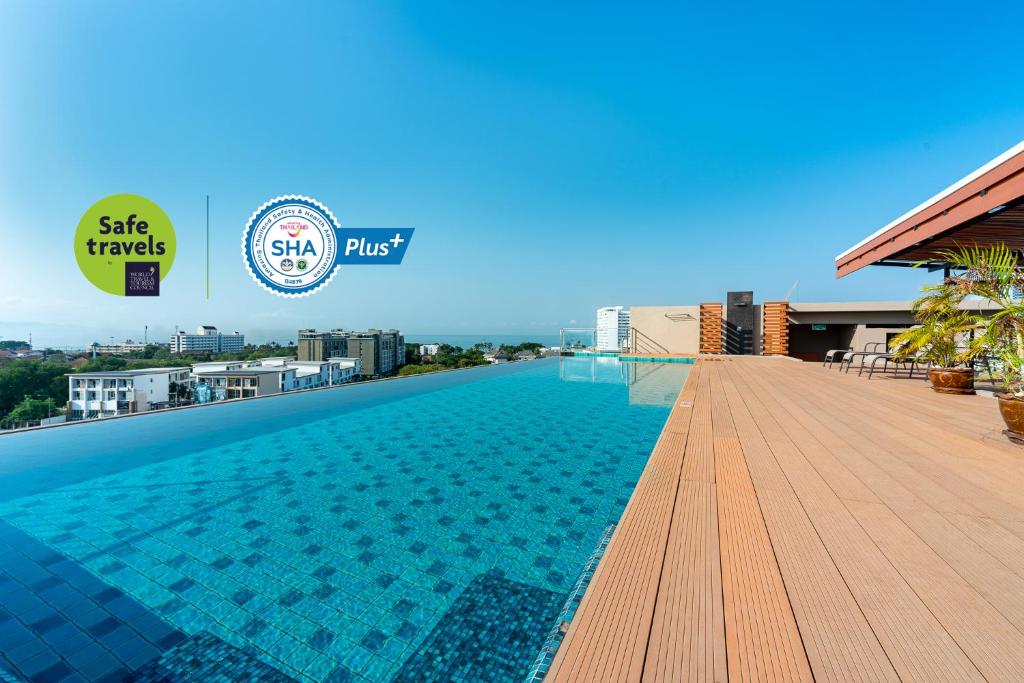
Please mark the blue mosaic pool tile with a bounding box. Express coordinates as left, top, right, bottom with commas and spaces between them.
0, 521, 186, 682
393, 570, 565, 682
1, 359, 688, 681
125, 631, 294, 682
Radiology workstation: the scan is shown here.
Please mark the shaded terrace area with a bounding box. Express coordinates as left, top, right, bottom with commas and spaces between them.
546, 356, 1024, 682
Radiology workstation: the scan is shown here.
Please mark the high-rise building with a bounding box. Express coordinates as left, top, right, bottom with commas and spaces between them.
170, 325, 245, 354
596, 306, 631, 351
297, 328, 404, 376
297, 329, 348, 361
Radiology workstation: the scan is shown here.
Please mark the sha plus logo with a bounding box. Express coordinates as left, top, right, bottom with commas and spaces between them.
242, 195, 341, 298
337, 228, 414, 264
242, 195, 414, 298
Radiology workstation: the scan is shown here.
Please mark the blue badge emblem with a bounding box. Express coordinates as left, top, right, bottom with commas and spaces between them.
242, 195, 340, 297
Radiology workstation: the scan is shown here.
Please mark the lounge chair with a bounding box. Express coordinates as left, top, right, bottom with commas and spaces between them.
822, 347, 852, 368
864, 352, 925, 379
839, 343, 886, 373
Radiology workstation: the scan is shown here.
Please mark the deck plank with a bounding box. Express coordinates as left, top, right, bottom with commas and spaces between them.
546, 364, 702, 682
707, 364, 812, 682
546, 356, 1024, 683
716, 362, 899, 682
643, 367, 726, 683
727, 361, 986, 681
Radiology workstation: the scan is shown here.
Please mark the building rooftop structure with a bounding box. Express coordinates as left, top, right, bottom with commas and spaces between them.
193, 368, 283, 376
836, 140, 1024, 277
70, 367, 190, 377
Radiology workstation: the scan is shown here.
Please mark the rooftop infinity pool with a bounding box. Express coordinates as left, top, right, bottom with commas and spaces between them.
0, 357, 689, 682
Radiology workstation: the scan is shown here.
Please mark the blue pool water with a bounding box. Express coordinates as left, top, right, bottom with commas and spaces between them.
0, 357, 688, 682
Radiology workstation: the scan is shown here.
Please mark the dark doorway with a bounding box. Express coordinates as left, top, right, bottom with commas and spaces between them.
788, 324, 856, 362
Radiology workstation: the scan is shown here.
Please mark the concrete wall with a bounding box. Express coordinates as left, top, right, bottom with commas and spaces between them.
849, 325, 928, 354
257, 372, 283, 396
628, 306, 700, 355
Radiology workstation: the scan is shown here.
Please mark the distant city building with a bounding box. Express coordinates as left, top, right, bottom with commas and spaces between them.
65, 355, 363, 421
171, 325, 245, 354
192, 356, 361, 402
297, 329, 349, 361
298, 328, 404, 376
0, 348, 43, 360
92, 339, 148, 355
596, 306, 631, 351
193, 367, 291, 400
67, 367, 190, 420
418, 343, 441, 356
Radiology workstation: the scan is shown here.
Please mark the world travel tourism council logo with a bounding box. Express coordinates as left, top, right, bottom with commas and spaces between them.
242, 194, 414, 298
74, 194, 175, 296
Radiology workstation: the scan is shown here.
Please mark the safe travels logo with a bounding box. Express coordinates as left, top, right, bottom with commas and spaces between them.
74, 194, 176, 296
242, 194, 413, 298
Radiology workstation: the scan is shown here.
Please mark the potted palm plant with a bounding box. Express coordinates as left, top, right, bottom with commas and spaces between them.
889, 275, 979, 394
936, 244, 1024, 444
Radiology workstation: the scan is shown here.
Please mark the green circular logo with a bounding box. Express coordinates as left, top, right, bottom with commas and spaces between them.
74, 194, 175, 296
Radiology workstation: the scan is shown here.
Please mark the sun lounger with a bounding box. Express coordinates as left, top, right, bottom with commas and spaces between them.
839, 343, 886, 373
822, 347, 852, 368
864, 353, 923, 379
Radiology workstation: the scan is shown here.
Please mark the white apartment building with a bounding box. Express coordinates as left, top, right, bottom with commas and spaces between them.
67, 367, 191, 420
92, 340, 147, 355
193, 367, 293, 401
65, 356, 364, 421
170, 325, 245, 354
596, 306, 631, 351
192, 357, 361, 403
418, 343, 441, 356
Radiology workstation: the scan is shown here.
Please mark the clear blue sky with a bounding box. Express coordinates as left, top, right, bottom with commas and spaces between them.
2, 1, 1023, 347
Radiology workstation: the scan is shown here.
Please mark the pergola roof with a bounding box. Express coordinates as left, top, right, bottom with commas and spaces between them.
836, 141, 1024, 278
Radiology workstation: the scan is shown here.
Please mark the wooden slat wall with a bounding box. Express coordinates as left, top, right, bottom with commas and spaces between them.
699, 303, 723, 354
762, 301, 789, 356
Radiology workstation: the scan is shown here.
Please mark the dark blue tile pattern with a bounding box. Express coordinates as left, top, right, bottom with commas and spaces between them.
393, 571, 565, 682
0, 521, 184, 683
125, 631, 294, 682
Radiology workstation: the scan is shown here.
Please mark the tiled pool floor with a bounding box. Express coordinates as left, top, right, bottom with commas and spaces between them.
0, 359, 688, 681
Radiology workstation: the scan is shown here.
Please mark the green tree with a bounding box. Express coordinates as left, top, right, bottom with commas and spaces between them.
399, 363, 444, 376
933, 245, 1024, 394
889, 277, 980, 369
434, 344, 463, 368
0, 360, 70, 417
79, 356, 128, 372
167, 380, 191, 406
1, 396, 61, 427
404, 343, 422, 365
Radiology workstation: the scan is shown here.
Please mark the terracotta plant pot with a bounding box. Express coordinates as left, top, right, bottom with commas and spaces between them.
996, 393, 1024, 445
927, 367, 975, 395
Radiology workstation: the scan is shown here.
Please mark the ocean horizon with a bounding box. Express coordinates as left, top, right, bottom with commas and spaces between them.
403, 333, 562, 348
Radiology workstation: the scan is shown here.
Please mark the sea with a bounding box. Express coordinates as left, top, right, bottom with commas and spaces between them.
403, 333, 562, 348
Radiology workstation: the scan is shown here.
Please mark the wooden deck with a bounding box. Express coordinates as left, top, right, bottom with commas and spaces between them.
546, 356, 1024, 682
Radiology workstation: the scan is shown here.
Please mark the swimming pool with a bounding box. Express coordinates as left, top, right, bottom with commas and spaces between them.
0, 357, 689, 682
